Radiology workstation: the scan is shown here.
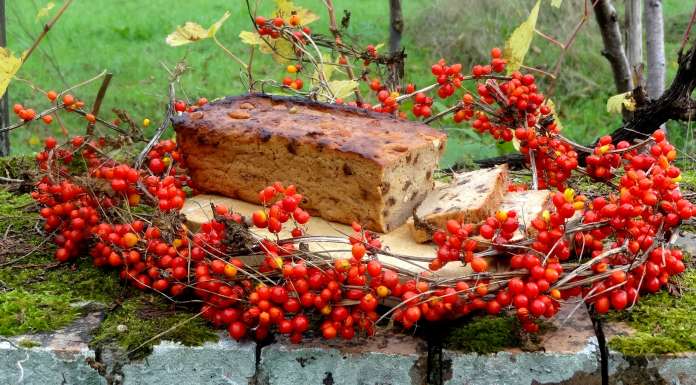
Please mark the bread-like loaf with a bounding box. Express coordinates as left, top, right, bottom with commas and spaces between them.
408, 165, 509, 242
173, 94, 447, 233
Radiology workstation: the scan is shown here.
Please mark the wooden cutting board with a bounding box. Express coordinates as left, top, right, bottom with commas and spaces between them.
181, 194, 476, 279
181, 188, 550, 279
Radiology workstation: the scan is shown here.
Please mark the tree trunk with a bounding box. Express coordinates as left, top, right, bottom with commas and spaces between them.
594, 0, 633, 93
0, 0, 9, 156
625, 0, 643, 74
644, 0, 666, 99
388, 0, 403, 55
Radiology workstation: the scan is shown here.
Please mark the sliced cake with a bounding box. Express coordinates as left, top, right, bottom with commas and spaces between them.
408, 165, 509, 243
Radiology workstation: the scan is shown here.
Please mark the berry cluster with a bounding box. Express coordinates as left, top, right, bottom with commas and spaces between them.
23, 30, 695, 344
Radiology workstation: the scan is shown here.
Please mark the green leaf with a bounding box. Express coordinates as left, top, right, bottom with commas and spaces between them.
503, 0, 541, 73
606, 92, 635, 114
0, 48, 22, 98
550, 0, 562, 7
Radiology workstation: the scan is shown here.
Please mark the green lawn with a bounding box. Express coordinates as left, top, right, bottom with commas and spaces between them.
5, 0, 694, 162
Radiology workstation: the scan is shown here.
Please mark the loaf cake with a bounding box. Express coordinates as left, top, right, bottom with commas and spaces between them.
408, 165, 509, 242
173, 94, 447, 233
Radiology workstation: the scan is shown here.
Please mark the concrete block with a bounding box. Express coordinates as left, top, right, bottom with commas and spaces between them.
121, 336, 256, 385
443, 305, 602, 385
0, 312, 105, 385
257, 333, 427, 385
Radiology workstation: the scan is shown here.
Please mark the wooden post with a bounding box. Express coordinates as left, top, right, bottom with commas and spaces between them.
0, 0, 9, 156
388, 0, 403, 55
625, 0, 643, 73
594, 0, 633, 93
388, 0, 404, 85
644, 0, 665, 99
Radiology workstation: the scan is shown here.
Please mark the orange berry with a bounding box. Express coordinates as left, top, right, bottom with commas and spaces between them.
122, 232, 138, 248
62, 94, 75, 106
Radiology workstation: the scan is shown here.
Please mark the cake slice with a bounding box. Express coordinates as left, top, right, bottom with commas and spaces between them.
498, 189, 552, 237
173, 94, 447, 233
408, 165, 509, 242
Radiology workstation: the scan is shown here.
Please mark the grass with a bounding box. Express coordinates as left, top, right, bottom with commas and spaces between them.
4, 0, 694, 164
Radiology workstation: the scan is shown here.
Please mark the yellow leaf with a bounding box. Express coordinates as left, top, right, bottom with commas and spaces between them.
166, 12, 230, 46
503, 0, 541, 73
166, 22, 208, 46
512, 136, 521, 151
36, 1, 55, 21
326, 80, 358, 100
28, 135, 40, 146
239, 31, 294, 63
311, 53, 341, 85
239, 31, 274, 55
271, 39, 295, 63
545, 99, 563, 131
550, 0, 562, 7
275, 0, 319, 25
207, 12, 231, 37
606, 92, 635, 114
0, 48, 22, 98
239, 31, 264, 45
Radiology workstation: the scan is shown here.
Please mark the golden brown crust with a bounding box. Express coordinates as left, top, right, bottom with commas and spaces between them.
173, 94, 446, 167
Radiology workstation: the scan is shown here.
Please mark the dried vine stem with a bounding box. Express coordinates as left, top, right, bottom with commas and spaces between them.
22, 0, 74, 62
323, 0, 363, 103
133, 65, 184, 203
0, 70, 112, 134
85, 72, 113, 135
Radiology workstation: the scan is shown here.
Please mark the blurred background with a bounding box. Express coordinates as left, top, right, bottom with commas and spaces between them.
5, 0, 694, 164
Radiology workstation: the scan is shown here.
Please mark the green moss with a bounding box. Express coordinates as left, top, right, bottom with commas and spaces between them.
608, 269, 696, 355
90, 294, 218, 359
0, 185, 216, 356
0, 189, 36, 231
0, 289, 78, 336
17, 338, 41, 348
681, 169, 696, 187
443, 316, 520, 354
0, 189, 123, 336
0, 156, 35, 180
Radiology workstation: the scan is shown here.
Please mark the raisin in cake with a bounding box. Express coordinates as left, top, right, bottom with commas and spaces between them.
173, 94, 447, 233
408, 165, 509, 242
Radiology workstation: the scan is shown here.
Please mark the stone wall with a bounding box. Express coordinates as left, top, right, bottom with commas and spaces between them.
1, 307, 694, 385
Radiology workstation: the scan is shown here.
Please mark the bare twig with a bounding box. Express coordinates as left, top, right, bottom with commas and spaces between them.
22, 0, 73, 62
85, 72, 113, 135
